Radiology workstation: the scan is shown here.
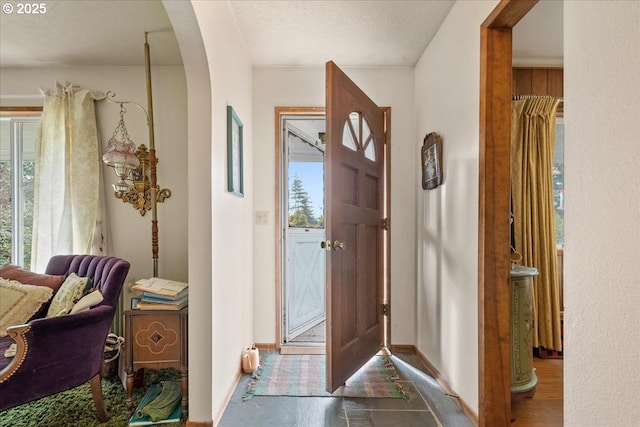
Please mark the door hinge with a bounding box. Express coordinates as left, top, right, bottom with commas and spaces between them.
382, 303, 389, 316
380, 218, 389, 231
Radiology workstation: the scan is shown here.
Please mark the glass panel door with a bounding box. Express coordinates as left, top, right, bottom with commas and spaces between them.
282, 117, 327, 343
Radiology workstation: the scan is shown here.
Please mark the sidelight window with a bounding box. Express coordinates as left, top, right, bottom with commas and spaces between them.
0, 113, 40, 268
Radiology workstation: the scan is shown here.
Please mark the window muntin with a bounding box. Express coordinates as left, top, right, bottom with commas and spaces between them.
341, 111, 375, 161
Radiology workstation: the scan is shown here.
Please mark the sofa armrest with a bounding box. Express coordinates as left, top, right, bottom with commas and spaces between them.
0, 324, 30, 383
0, 306, 115, 384
27, 305, 114, 332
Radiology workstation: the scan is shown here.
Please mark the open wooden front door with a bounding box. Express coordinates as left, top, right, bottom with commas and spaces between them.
325, 61, 385, 392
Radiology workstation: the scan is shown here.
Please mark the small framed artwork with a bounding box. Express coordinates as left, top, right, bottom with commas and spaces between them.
421, 132, 443, 190
227, 105, 244, 197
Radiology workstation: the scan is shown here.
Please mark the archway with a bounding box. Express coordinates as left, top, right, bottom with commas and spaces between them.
162, 2, 213, 425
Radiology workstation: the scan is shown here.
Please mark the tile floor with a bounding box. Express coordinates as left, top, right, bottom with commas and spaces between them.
218, 351, 474, 427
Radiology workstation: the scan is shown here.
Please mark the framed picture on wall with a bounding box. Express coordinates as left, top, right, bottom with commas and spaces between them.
421, 132, 443, 190
227, 105, 244, 197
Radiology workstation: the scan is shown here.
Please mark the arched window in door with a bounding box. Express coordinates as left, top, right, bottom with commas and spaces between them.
341, 111, 376, 162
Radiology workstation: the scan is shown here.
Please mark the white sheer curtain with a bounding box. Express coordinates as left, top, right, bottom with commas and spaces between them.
31, 82, 108, 272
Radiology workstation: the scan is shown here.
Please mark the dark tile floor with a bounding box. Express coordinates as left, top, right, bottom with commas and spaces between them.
218, 351, 475, 427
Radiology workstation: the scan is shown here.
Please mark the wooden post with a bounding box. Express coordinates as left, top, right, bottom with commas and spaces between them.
144, 32, 159, 277
478, 1, 538, 425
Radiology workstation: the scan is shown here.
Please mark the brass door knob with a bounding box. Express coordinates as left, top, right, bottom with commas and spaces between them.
320, 240, 332, 251
333, 240, 345, 250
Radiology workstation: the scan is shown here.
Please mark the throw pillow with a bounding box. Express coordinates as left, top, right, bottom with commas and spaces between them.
0, 278, 54, 337
0, 263, 66, 294
46, 273, 92, 317
70, 289, 104, 314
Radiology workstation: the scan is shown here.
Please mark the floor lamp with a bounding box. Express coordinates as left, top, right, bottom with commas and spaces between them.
102, 32, 170, 277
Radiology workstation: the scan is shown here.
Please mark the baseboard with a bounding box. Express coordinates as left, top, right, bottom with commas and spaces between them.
254, 342, 277, 351
389, 344, 414, 353
212, 368, 243, 426
206, 347, 274, 427
390, 344, 479, 426
186, 421, 213, 427
187, 368, 242, 427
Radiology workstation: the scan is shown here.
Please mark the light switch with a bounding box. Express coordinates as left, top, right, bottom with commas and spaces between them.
255, 211, 269, 225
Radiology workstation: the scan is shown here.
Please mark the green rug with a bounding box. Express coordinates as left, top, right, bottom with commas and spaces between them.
0, 369, 185, 427
243, 353, 410, 401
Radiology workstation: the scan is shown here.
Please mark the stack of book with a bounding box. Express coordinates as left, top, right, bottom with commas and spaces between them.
131, 278, 188, 311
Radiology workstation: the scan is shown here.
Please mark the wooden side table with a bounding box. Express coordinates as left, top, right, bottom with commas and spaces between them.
124, 308, 188, 416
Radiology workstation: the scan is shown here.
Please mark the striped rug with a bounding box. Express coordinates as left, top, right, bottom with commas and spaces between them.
243, 353, 409, 400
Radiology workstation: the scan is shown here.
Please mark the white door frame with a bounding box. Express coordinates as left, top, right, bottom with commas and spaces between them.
281, 117, 327, 343
274, 107, 326, 349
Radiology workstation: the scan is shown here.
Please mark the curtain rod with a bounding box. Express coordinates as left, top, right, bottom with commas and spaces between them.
512, 95, 563, 102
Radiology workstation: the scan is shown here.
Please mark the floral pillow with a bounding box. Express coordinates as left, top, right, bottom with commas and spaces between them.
46, 273, 93, 317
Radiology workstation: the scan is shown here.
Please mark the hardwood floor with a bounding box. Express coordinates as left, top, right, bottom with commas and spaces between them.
512, 357, 563, 426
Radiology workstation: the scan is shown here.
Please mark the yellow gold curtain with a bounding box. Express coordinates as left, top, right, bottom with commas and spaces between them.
511, 96, 562, 351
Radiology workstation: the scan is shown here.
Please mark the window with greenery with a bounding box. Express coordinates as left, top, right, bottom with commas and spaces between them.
288, 172, 323, 228
287, 131, 324, 229
0, 112, 40, 268
553, 120, 564, 247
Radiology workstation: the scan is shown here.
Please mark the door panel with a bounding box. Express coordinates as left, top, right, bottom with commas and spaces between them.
325, 61, 385, 392
285, 229, 326, 340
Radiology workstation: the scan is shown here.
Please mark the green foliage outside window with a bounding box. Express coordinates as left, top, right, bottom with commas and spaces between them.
288, 174, 321, 228
0, 161, 11, 265
0, 160, 34, 269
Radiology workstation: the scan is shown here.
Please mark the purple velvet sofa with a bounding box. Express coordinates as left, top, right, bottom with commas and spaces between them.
0, 255, 130, 422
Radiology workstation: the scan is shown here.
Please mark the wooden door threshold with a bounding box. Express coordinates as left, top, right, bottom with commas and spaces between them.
280, 343, 326, 355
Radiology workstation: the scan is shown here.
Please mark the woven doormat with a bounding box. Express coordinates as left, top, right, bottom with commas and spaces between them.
243, 353, 409, 401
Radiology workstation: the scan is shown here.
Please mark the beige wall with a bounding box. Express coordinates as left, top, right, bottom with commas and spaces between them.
564, 1, 640, 425
187, 0, 255, 422
164, 1, 214, 423
252, 66, 417, 346
0, 66, 188, 285
414, 0, 498, 415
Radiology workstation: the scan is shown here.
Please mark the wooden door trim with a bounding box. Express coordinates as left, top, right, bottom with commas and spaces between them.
382, 106, 391, 349
478, 1, 538, 426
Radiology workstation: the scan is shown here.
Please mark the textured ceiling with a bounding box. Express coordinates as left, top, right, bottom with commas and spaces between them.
0, 1, 454, 68
229, 1, 455, 67
0, 1, 182, 67
0, 1, 561, 69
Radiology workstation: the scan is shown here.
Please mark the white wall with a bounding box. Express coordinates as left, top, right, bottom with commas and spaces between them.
163, 1, 214, 424
564, 2, 640, 425
252, 66, 417, 345
189, 0, 254, 421
0, 66, 188, 284
414, 0, 498, 415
